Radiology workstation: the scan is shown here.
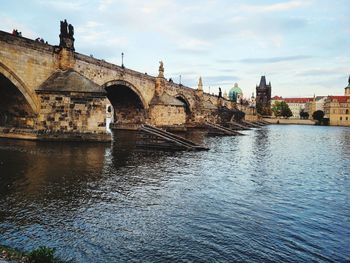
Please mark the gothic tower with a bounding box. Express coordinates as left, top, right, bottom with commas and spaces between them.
255, 76, 272, 115
345, 75, 350, 96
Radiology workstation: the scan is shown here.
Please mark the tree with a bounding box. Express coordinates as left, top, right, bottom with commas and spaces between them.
272, 101, 292, 118
272, 101, 282, 117
312, 110, 324, 123
280, 101, 293, 118
299, 109, 310, 119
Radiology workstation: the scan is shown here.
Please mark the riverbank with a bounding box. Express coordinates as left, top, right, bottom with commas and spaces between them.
0, 245, 66, 263
263, 118, 316, 125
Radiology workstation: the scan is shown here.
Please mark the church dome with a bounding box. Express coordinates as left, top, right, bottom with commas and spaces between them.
228, 83, 243, 101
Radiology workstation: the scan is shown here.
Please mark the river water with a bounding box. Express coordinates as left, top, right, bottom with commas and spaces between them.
0, 125, 349, 262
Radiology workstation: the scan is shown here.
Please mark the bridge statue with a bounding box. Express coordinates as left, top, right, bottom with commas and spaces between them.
68, 24, 74, 38
59, 19, 75, 50
158, 61, 164, 78
60, 19, 68, 37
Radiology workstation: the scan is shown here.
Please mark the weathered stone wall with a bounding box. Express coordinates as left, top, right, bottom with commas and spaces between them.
0, 32, 59, 113
36, 92, 108, 133
74, 53, 156, 108
149, 105, 186, 126
0, 30, 231, 138
114, 106, 146, 124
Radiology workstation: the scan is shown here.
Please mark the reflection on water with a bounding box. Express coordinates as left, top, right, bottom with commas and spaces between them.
0, 126, 349, 262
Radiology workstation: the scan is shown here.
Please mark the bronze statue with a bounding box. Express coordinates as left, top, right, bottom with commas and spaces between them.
60, 19, 68, 36
68, 24, 74, 37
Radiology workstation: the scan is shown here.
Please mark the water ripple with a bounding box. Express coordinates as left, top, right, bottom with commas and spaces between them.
0, 126, 350, 262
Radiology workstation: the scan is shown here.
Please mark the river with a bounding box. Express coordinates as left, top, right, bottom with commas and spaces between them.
0, 125, 349, 262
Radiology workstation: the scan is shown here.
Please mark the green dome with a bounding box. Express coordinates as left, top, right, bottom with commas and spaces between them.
228, 83, 243, 101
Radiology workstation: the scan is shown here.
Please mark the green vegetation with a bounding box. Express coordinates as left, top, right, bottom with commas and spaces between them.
312, 110, 324, 122
0, 245, 66, 263
272, 101, 293, 118
0, 244, 26, 261
299, 109, 309, 119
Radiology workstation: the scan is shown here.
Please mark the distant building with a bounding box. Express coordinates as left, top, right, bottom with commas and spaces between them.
284, 98, 313, 119
271, 96, 314, 118
228, 83, 243, 103
256, 76, 271, 115
304, 95, 327, 118
271, 95, 283, 107
324, 76, 350, 126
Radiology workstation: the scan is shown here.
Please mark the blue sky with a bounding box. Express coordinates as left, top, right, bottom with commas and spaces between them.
1, 0, 349, 98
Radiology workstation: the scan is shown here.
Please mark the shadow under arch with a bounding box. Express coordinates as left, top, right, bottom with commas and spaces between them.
102, 80, 149, 126
175, 93, 192, 122
0, 61, 39, 114
102, 80, 148, 110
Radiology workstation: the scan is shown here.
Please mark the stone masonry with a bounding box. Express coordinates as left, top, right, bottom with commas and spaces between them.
0, 22, 239, 141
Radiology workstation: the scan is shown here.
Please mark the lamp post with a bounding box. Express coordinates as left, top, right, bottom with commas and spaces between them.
121, 52, 124, 68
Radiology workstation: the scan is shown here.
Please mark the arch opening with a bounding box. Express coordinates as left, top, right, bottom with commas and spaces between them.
105, 84, 147, 128
175, 95, 191, 122
0, 73, 35, 128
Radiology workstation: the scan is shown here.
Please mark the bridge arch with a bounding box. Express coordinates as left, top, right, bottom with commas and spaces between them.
0, 62, 38, 114
175, 93, 192, 122
103, 80, 148, 127
0, 62, 39, 127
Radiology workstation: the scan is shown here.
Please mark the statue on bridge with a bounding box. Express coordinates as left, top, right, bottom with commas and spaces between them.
60, 20, 68, 37
158, 61, 164, 78
59, 19, 75, 51
68, 24, 74, 38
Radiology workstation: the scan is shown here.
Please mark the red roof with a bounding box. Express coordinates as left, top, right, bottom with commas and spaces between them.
284, 98, 313, 103
272, 95, 283, 100
328, 96, 349, 103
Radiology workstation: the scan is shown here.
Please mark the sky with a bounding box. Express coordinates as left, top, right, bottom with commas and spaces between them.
1, 0, 349, 98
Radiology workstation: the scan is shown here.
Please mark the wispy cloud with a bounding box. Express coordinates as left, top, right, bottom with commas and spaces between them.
296, 67, 349, 77
240, 55, 313, 64
0, 15, 38, 38
240, 0, 312, 13
36, 0, 83, 11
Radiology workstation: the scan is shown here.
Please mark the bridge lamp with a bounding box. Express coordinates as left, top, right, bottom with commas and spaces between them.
121, 52, 124, 68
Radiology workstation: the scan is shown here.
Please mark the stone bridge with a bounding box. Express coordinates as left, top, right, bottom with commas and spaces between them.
0, 21, 236, 141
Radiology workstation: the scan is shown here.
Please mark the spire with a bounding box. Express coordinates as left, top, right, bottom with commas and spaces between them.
259, 76, 267, 88
345, 75, 350, 96
198, 77, 203, 91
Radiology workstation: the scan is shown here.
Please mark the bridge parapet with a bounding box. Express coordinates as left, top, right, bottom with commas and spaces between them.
0, 23, 239, 141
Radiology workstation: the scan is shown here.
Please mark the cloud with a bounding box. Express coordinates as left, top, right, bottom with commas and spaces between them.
0, 15, 38, 38
203, 75, 240, 86
240, 0, 312, 13
296, 68, 346, 77
239, 55, 313, 64
35, 0, 83, 11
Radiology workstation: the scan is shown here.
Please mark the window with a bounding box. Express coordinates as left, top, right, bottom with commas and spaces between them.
340, 117, 342, 121
346, 109, 349, 115
346, 117, 348, 121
